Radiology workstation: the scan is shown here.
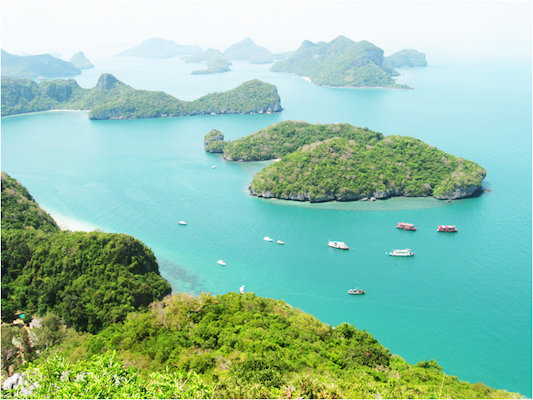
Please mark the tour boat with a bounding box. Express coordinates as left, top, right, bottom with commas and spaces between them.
396, 222, 417, 231
217, 260, 226, 266
438, 225, 458, 232
277, 240, 285, 245
388, 249, 415, 256
179, 221, 187, 225
264, 237, 273, 242
328, 241, 349, 250
348, 288, 365, 295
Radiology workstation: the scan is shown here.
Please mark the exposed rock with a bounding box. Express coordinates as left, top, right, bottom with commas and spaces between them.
96, 74, 119, 90
433, 184, 482, 200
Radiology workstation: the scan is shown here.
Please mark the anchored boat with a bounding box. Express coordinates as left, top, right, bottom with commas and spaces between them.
328, 241, 349, 250
348, 288, 365, 295
396, 222, 417, 231
438, 225, 458, 232
388, 249, 415, 256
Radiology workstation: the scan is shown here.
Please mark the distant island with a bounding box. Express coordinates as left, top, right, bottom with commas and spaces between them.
1, 49, 81, 79
1, 74, 282, 119
270, 36, 422, 88
69, 51, 94, 69
208, 120, 486, 202
385, 49, 427, 68
223, 37, 276, 64
115, 37, 202, 58
185, 49, 232, 74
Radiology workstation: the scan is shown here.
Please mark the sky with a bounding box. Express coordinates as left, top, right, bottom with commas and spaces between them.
1, 1, 531, 62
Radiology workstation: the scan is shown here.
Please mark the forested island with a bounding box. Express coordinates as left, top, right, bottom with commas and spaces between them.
207, 121, 486, 202
1, 50, 81, 79
1, 74, 282, 119
0, 173, 519, 398
270, 36, 407, 88
185, 49, 232, 74
385, 49, 427, 68
68, 51, 94, 69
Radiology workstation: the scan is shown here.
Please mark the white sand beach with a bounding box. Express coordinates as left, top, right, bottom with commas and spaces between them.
47, 210, 100, 232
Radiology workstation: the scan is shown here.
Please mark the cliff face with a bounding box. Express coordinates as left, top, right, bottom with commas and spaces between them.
250, 185, 482, 202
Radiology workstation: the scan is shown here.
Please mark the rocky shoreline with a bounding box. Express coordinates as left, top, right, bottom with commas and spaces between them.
249, 184, 484, 203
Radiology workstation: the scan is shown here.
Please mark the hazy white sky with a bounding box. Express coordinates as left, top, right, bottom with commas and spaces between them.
1, 1, 531, 61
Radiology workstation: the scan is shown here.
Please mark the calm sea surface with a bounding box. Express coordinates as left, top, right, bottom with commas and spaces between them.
2, 55, 531, 396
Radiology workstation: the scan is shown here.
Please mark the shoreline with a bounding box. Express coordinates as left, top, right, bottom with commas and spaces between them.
46, 209, 100, 232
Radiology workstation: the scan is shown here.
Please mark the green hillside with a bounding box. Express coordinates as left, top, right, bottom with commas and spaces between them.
270, 36, 407, 88
1, 75, 282, 119
213, 121, 486, 201
1, 50, 80, 79
1, 172, 172, 333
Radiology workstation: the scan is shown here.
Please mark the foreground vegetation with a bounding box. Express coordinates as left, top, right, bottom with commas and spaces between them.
1, 174, 517, 399
1, 75, 282, 119
1, 172, 171, 333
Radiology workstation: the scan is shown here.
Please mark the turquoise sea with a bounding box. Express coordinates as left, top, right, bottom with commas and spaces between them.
2, 55, 531, 396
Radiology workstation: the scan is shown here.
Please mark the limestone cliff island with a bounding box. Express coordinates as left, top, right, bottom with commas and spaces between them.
208, 121, 486, 202
1, 74, 282, 119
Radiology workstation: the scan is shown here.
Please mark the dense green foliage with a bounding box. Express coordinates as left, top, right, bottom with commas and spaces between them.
13, 293, 520, 399
1, 75, 282, 119
115, 37, 202, 58
1, 172, 60, 233
1, 172, 172, 332
247, 128, 486, 201
1, 50, 81, 79
204, 129, 226, 153
385, 49, 427, 68
222, 120, 383, 161
186, 49, 232, 74
3, 352, 215, 399
270, 36, 408, 88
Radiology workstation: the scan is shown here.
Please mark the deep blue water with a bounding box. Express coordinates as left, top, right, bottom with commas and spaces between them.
2, 56, 531, 396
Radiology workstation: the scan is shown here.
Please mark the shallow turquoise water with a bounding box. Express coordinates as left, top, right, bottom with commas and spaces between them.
2, 57, 531, 396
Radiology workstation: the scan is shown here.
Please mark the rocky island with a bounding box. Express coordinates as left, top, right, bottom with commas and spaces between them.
210, 120, 486, 202
1, 49, 81, 79
1, 74, 282, 119
185, 49, 232, 74
270, 36, 408, 88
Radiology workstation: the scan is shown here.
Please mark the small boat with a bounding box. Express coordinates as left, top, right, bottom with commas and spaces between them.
348, 288, 365, 295
388, 249, 415, 256
217, 260, 226, 266
212, 165, 216, 169
276, 240, 285, 245
438, 225, 458, 232
179, 221, 187, 225
396, 222, 417, 231
328, 240, 349, 250
264, 237, 273, 242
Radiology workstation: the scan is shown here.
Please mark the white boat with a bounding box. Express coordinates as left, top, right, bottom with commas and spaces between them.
212, 165, 216, 169
264, 237, 273, 242
276, 240, 285, 245
179, 221, 187, 225
328, 240, 349, 250
388, 249, 414, 256
217, 260, 226, 265
348, 288, 365, 295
